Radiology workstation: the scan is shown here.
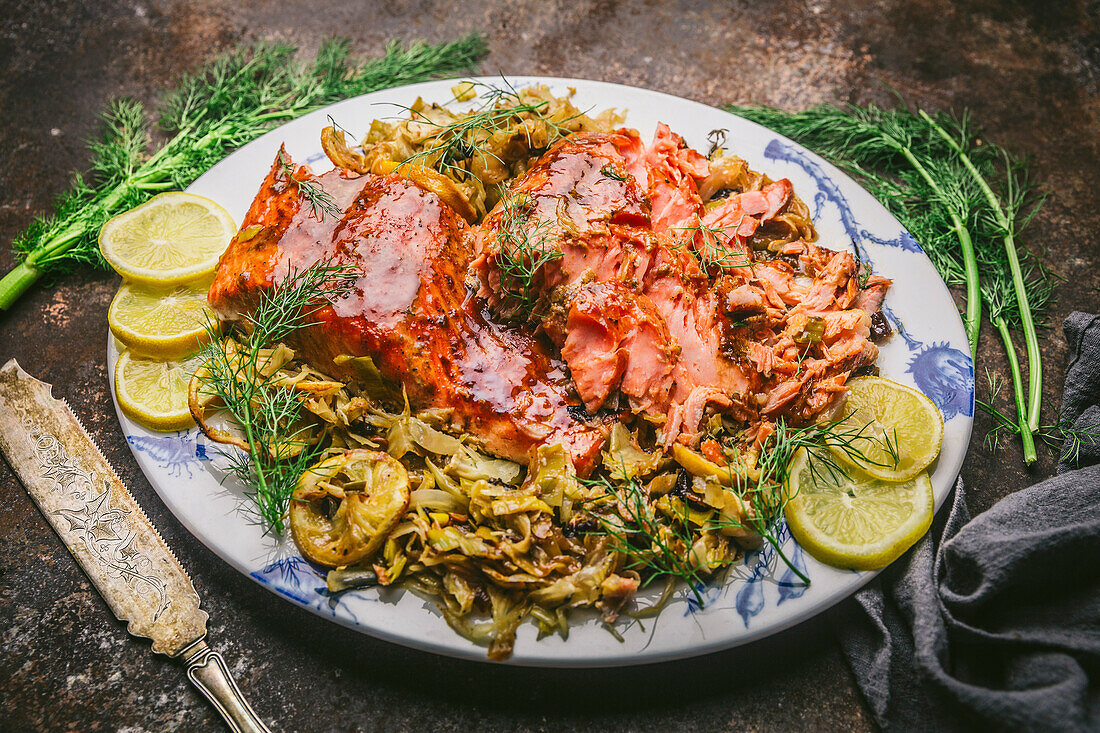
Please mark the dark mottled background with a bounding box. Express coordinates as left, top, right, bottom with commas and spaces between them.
1, 1, 1097, 730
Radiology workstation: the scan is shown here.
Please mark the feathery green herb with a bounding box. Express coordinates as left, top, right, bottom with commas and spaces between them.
671, 218, 754, 275
920, 111, 1047, 432
195, 260, 357, 532
724, 415, 899, 583
978, 371, 1099, 466
277, 150, 341, 222
492, 187, 562, 313
585, 470, 715, 605
586, 414, 901, 599
729, 101, 1051, 464
1, 35, 488, 310
600, 165, 627, 182
397, 80, 577, 178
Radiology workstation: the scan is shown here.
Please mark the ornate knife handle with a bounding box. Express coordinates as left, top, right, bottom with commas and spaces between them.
179, 639, 272, 733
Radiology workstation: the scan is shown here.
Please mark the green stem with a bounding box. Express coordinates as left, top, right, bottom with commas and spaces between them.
24, 222, 84, 267
920, 110, 1042, 432
239, 395, 274, 509
0, 126, 196, 296
768, 530, 810, 585
1, 219, 85, 308
896, 146, 982, 359
993, 315, 1037, 464
0, 261, 42, 310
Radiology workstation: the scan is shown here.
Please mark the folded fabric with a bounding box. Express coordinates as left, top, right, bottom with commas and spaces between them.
835, 312, 1100, 732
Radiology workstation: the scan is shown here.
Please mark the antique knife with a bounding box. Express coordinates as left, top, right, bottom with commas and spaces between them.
0, 359, 271, 733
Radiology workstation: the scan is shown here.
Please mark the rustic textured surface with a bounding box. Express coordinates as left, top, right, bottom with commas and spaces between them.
1, 1, 1097, 730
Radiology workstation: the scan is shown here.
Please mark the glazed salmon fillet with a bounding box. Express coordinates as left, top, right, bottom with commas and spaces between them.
208, 150, 605, 471
475, 128, 890, 444
211, 119, 890, 467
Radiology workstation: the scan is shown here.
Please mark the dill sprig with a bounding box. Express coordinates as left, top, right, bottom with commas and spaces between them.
195, 260, 357, 532
0, 35, 488, 310
978, 371, 1099, 466
723, 416, 899, 585
600, 164, 627, 182
397, 79, 577, 179
729, 101, 1051, 464
921, 110, 1048, 432
277, 150, 341, 222
671, 218, 753, 276
585, 470, 713, 605
491, 187, 562, 313
585, 414, 901, 600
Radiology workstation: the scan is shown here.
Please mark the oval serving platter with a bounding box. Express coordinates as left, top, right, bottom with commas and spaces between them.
109, 77, 974, 667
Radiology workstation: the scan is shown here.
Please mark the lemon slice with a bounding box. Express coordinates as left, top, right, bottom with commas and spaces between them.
830, 376, 944, 482
114, 351, 198, 431
99, 192, 236, 285
108, 279, 215, 358
784, 447, 933, 570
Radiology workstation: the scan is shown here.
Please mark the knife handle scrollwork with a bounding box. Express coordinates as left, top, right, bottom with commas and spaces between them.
180, 639, 272, 733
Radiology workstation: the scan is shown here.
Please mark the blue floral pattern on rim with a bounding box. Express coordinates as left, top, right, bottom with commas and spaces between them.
125, 430, 209, 478
250, 555, 364, 623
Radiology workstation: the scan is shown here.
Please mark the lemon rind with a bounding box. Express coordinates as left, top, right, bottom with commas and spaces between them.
99, 192, 236, 286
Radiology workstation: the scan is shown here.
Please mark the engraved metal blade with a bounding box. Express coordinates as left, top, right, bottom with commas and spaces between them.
0, 359, 207, 656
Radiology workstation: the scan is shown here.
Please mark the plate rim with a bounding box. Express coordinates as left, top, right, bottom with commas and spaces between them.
109, 74, 974, 667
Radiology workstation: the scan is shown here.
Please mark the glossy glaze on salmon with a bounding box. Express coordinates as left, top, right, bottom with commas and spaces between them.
474, 128, 890, 445
208, 150, 605, 471
212, 119, 890, 466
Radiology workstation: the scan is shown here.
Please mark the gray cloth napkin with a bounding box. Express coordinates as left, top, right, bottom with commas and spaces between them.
835, 312, 1100, 732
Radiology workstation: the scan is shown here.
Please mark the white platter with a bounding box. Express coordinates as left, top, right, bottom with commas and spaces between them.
109, 77, 975, 667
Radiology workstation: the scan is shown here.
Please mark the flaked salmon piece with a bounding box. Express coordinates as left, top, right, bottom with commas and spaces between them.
753, 264, 807, 308
748, 420, 774, 450
852, 276, 891, 313
803, 374, 849, 414
798, 250, 857, 312
725, 284, 768, 314
727, 179, 793, 220
822, 309, 872, 339
745, 341, 775, 377
699, 198, 759, 240
738, 190, 770, 216
823, 328, 877, 368
692, 179, 794, 258
643, 123, 708, 232
762, 179, 794, 219
662, 386, 733, 449
837, 272, 860, 309
476, 129, 890, 445
762, 377, 807, 415
560, 281, 675, 413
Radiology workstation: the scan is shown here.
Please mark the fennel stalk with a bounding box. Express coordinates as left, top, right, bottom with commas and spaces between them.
729, 102, 1050, 464
919, 110, 1044, 432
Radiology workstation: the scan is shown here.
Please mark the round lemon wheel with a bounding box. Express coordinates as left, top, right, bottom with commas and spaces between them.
830, 376, 944, 482
784, 447, 933, 570
108, 279, 216, 358
99, 192, 236, 285
114, 351, 198, 431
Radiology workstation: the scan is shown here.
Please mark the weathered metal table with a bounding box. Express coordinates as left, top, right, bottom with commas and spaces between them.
2, 1, 1097, 729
